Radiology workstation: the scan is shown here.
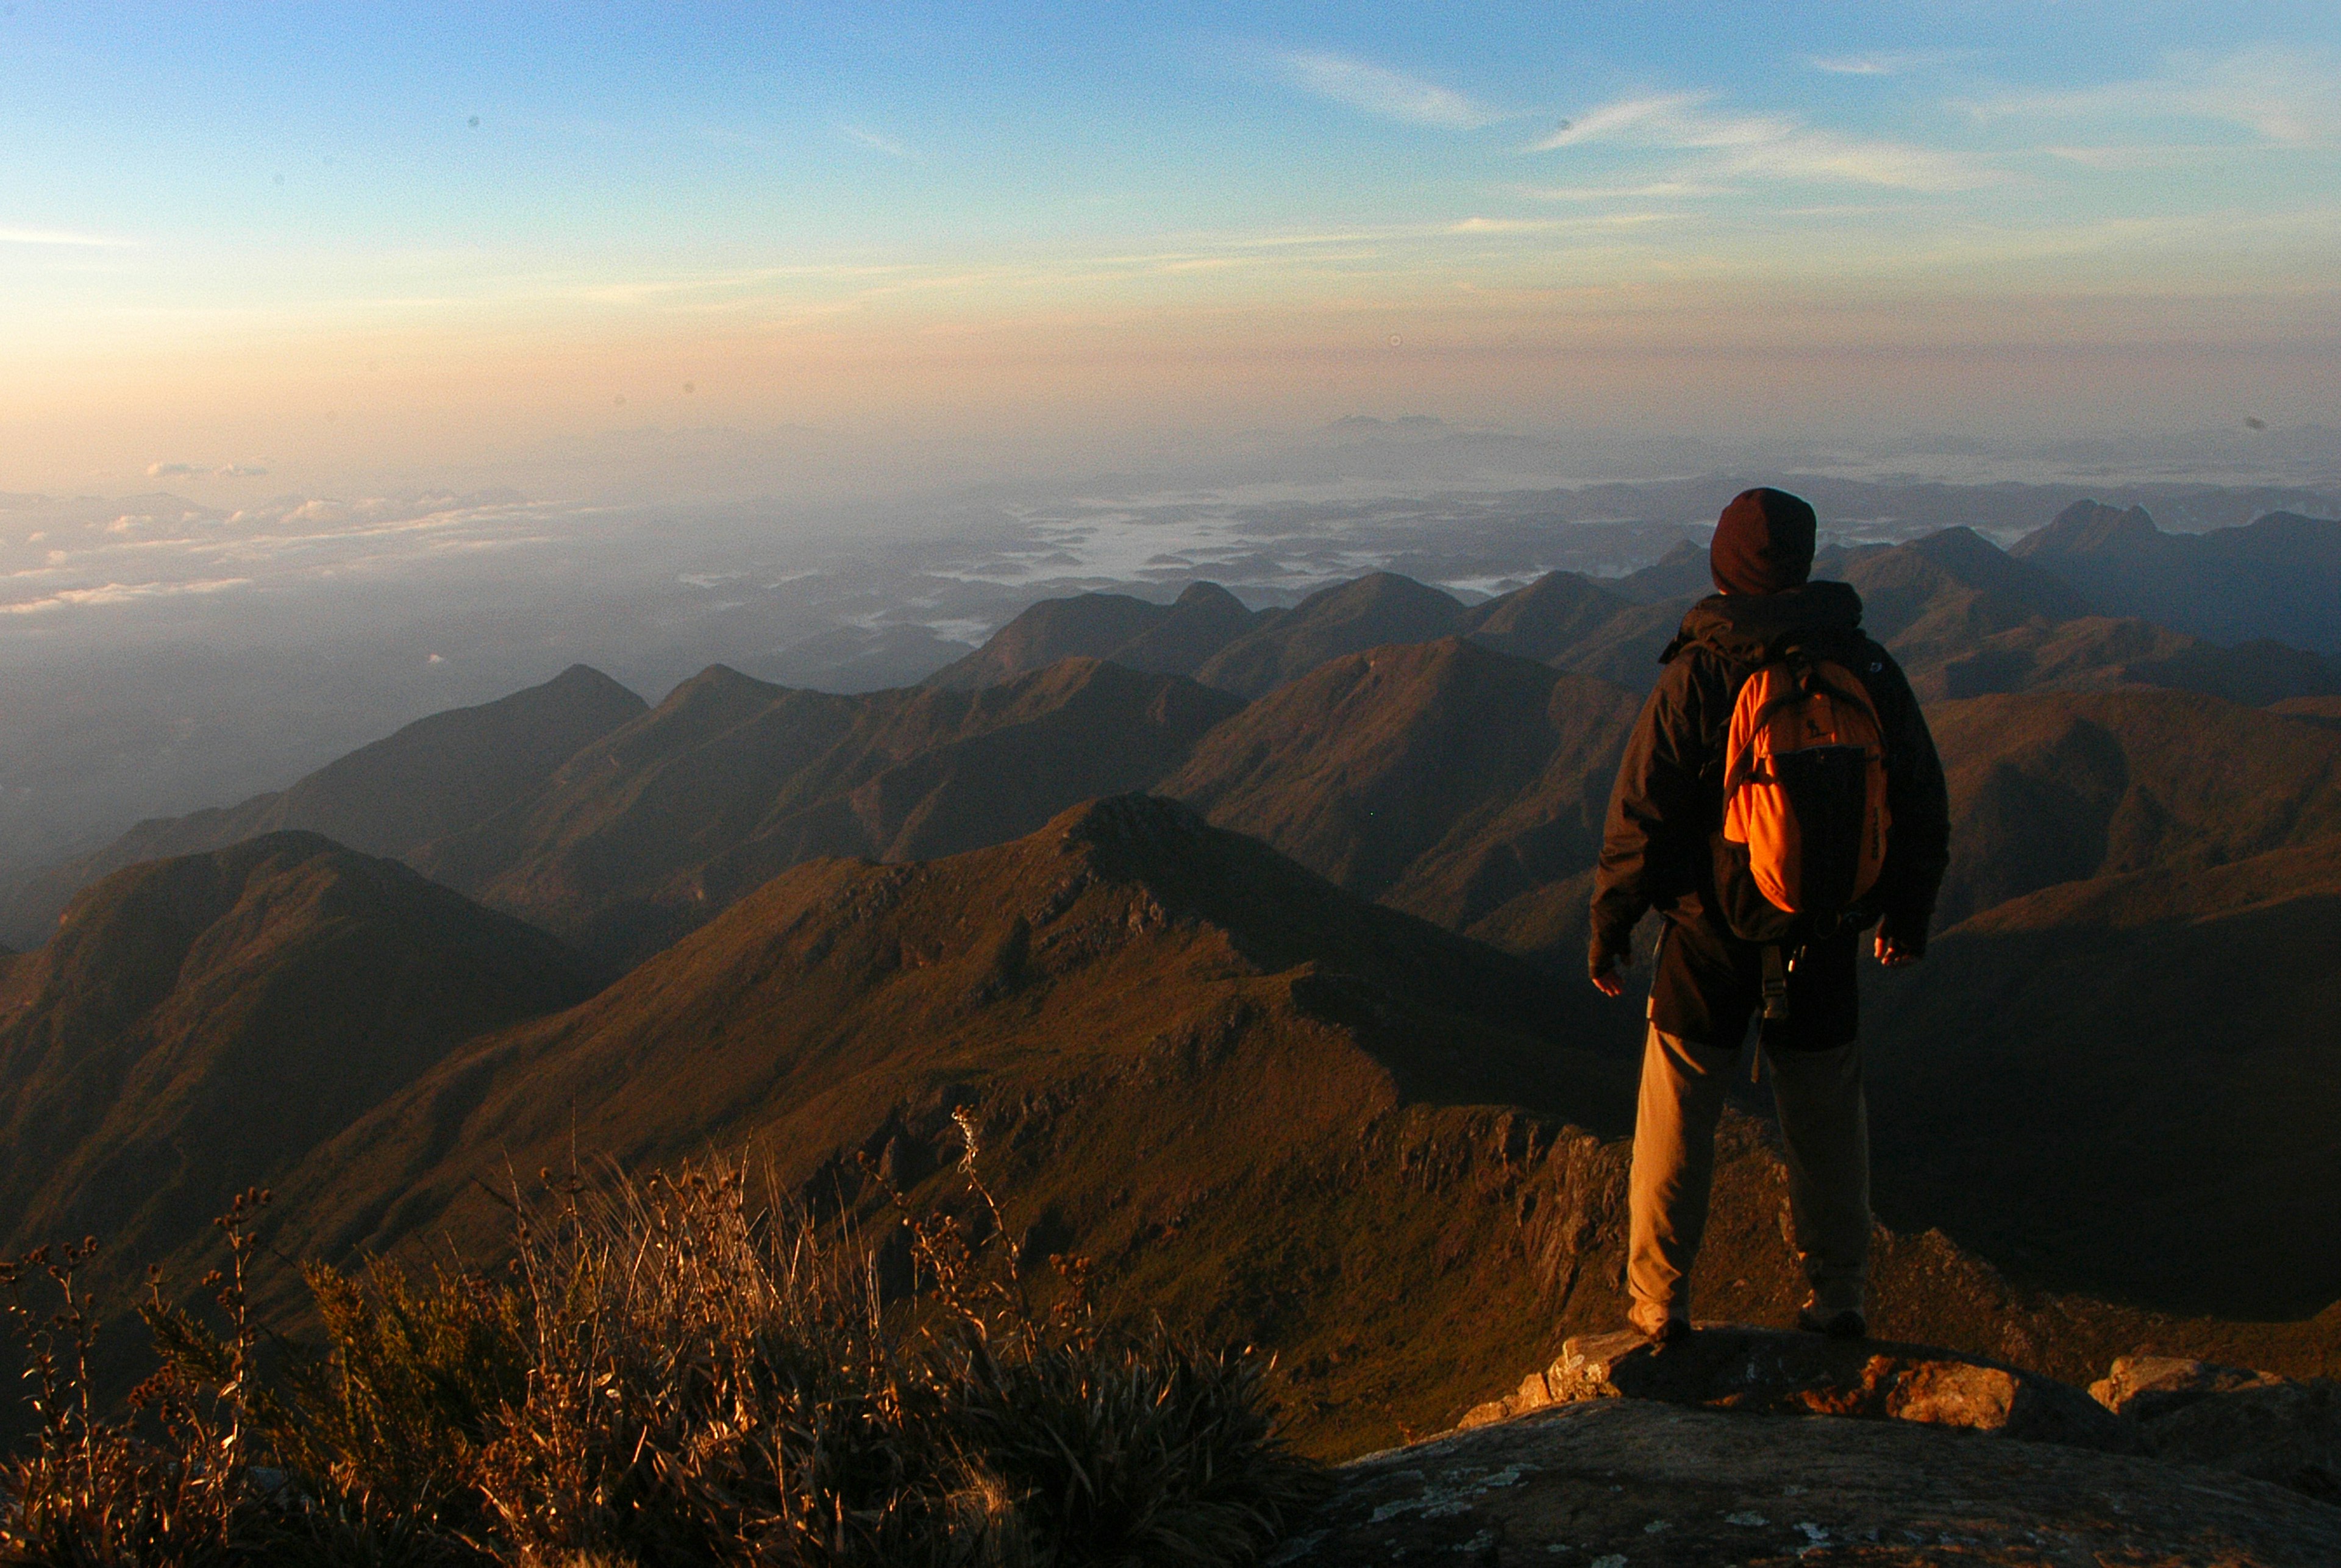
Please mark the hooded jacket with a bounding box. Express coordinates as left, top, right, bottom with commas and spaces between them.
1588, 580, 1950, 1050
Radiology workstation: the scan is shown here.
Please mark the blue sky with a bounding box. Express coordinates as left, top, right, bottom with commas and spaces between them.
2, 2, 2337, 491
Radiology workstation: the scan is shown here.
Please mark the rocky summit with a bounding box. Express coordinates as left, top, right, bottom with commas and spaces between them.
1276, 1325, 2341, 1566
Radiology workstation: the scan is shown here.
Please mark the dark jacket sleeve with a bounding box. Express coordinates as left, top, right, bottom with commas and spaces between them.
1865, 650, 1950, 953
1587, 660, 1711, 975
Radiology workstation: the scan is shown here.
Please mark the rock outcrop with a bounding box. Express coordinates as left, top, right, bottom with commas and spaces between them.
2092, 1354, 2292, 1421
1459, 1325, 2139, 1453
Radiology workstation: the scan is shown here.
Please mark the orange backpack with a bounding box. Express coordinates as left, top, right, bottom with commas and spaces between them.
1713, 654, 1891, 950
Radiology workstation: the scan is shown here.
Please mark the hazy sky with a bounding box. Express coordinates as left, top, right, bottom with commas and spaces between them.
3, 2, 2336, 495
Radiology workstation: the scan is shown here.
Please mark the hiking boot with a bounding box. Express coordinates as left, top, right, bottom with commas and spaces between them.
1641, 1317, 1694, 1353
1797, 1306, 1866, 1341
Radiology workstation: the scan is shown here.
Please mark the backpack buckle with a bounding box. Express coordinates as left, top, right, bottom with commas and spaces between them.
1760, 944, 1791, 1021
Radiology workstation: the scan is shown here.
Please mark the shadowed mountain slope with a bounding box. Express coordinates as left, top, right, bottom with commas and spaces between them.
2015, 502, 2341, 654
0, 833, 593, 1297
415, 658, 1246, 966
1923, 689, 2341, 927
925, 582, 1263, 689
1868, 838, 2341, 1317
1, 665, 646, 948
2272, 694, 2341, 730
1940, 618, 2341, 706
1540, 597, 1689, 693
1159, 638, 1639, 932
1856, 524, 2094, 625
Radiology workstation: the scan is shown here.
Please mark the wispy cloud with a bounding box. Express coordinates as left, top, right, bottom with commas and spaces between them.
1809, 50, 1966, 77
838, 123, 917, 159
1528, 93, 1701, 151
1960, 46, 2341, 146
1530, 91, 1994, 191
0, 226, 131, 247
1, 577, 252, 615
1279, 50, 1499, 130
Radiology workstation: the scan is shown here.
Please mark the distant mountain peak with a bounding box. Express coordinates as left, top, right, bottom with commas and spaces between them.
1173, 580, 1245, 608
668, 663, 774, 699
2012, 501, 2164, 559
546, 662, 634, 695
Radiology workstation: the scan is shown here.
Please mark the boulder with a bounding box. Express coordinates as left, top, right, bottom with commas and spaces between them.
2091, 1354, 2286, 1420
1459, 1324, 2140, 1454
1274, 1397, 2341, 1566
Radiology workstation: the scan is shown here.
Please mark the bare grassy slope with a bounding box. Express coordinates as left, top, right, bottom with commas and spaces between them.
0, 833, 593, 1295
265, 797, 1641, 1444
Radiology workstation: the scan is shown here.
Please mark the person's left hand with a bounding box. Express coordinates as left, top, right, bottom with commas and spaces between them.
1874, 933, 1921, 968
1589, 949, 1627, 996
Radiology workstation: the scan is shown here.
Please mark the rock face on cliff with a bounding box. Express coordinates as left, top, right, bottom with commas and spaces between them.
2093, 1356, 2341, 1503
1273, 1397, 2341, 1566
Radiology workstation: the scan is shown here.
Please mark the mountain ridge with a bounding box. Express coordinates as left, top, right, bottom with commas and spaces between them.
2014, 501, 2341, 654
0, 665, 646, 949
414, 657, 1247, 965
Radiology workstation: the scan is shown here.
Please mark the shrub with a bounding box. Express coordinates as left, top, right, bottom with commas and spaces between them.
1, 1155, 1320, 1567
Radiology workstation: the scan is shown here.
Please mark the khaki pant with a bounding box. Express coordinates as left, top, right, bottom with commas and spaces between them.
1625, 1025, 1870, 1336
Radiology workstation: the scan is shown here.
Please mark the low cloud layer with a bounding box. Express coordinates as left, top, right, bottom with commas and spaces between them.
147, 461, 270, 479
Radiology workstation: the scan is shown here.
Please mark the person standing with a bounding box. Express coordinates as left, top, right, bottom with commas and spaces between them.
1588, 487, 1950, 1344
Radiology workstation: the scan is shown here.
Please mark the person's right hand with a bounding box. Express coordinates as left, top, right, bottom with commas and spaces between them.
1590, 960, 1626, 997
1874, 933, 1922, 968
